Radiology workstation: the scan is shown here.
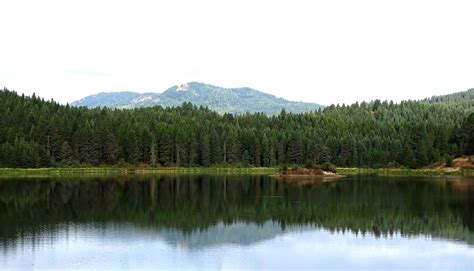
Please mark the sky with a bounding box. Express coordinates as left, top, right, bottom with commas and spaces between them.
1, 0, 473, 106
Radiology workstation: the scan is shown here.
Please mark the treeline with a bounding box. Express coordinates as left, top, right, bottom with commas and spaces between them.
423, 89, 474, 105
0, 88, 472, 168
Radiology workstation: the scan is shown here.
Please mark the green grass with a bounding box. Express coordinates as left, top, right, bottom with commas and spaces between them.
1, 166, 473, 178
0, 167, 279, 178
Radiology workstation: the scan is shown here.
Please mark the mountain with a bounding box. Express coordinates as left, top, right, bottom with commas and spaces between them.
157, 222, 309, 249
71, 82, 323, 115
71, 91, 143, 108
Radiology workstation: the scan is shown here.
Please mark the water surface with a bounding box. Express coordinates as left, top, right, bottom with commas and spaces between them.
1, 175, 473, 270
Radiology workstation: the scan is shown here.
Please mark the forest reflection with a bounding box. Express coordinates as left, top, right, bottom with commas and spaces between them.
0, 175, 473, 249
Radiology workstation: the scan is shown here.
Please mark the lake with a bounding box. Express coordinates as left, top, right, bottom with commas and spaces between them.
0, 175, 473, 270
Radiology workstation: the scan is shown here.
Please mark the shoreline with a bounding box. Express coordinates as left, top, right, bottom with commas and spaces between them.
0, 166, 473, 178
0, 167, 278, 178
337, 167, 474, 177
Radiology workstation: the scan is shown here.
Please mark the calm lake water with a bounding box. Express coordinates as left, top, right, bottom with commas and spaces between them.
0, 175, 473, 270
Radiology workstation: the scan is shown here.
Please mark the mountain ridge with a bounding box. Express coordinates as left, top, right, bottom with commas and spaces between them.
71, 82, 323, 115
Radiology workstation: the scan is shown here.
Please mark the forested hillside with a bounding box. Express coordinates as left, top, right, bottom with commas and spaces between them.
72, 82, 323, 115
0, 88, 472, 168
423, 89, 473, 105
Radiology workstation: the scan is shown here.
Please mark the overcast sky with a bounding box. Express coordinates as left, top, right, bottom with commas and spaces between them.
1, 0, 473, 105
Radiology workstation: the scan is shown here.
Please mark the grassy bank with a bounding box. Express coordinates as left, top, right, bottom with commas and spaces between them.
1, 166, 473, 178
0, 167, 279, 178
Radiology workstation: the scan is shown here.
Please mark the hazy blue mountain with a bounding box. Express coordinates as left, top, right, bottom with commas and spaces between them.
71, 91, 145, 108
71, 82, 323, 115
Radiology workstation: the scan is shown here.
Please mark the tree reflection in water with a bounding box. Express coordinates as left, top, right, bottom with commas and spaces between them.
0, 175, 473, 250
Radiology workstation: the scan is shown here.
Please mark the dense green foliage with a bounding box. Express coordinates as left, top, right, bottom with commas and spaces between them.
457, 112, 474, 155
1, 175, 473, 247
71, 82, 323, 115
423, 89, 474, 105
0, 88, 472, 168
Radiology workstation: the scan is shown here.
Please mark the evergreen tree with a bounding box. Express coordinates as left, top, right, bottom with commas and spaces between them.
103, 133, 118, 164
59, 141, 73, 165
198, 129, 211, 166
287, 134, 303, 164
210, 128, 222, 165
459, 113, 474, 155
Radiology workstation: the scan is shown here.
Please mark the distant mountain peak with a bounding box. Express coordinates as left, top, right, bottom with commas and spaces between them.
176, 83, 189, 92
72, 82, 324, 115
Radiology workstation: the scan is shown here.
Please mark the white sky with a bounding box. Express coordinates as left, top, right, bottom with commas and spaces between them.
1, 0, 473, 105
